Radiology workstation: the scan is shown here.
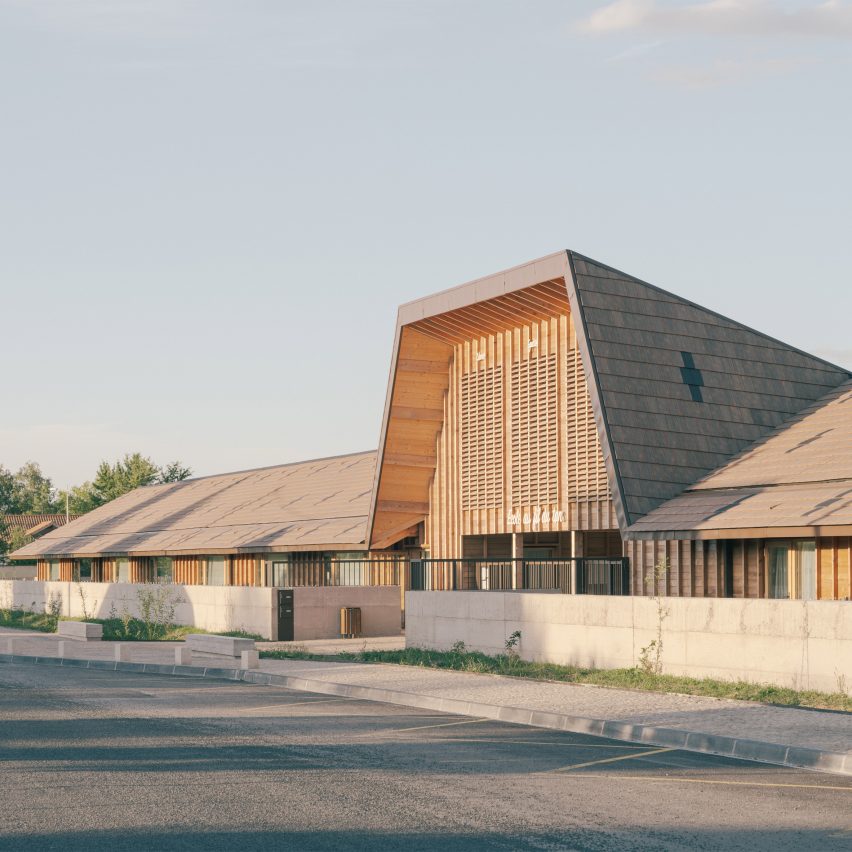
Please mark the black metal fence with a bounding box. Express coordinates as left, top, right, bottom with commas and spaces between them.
271, 558, 404, 588
409, 557, 630, 596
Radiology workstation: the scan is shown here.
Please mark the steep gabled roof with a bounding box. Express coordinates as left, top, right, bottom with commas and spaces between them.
566, 253, 850, 528
625, 379, 852, 538
11, 451, 377, 559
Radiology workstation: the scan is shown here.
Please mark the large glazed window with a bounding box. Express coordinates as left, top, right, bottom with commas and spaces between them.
460, 365, 503, 510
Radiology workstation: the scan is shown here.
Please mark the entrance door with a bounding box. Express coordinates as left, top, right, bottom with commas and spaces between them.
276, 589, 294, 641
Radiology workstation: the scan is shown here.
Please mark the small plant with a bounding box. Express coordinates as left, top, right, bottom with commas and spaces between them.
504, 630, 522, 666
638, 559, 670, 676
450, 640, 467, 654
136, 585, 183, 640
46, 593, 62, 627
76, 583, 93, 621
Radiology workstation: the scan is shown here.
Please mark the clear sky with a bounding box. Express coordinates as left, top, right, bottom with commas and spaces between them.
2, 1, 851, 489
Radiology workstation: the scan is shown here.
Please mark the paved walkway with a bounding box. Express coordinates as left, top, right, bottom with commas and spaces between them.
3, 627, 849, 771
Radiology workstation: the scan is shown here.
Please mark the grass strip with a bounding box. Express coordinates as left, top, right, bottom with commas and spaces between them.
259, 646, 851, 712
0, 609, 261, 642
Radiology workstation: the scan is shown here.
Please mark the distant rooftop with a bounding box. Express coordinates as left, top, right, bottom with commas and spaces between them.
11, 451, 377, 559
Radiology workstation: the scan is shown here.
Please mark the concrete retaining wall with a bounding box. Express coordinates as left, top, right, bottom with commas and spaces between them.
405, 591, 852, 693
0, 581, 403, 641
293, 586, 403, 640
0, 565, 37, 580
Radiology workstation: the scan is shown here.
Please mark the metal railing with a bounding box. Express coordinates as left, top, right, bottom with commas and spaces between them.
271, 558, 405, 588
409, 557, 630, 595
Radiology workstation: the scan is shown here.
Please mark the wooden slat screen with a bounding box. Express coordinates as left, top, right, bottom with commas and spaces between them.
566, 346, 609, 501
460, 365, 503, 510
511, 354, 558, 507
129, 557, 154, 584
173, 557, 202, 585
229, 555, 260, 586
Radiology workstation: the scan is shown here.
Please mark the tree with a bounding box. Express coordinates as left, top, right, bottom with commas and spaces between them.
11, 461, 57, 513
57, 482, 102, 515
79, 453, 194, 509
0, 515, 8, 563
158, 461, 193, 483
91, 453, 161, 504
0, 465, 16, 514
3, 454, 193, 521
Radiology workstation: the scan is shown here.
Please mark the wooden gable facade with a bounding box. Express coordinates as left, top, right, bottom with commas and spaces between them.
369, 254, 617, 559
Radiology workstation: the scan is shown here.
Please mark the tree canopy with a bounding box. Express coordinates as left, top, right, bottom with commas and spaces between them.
1, 454, 193, 517
0, 461, 56, 515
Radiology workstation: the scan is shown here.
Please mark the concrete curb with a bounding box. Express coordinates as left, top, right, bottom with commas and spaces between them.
3, 653, 849, 777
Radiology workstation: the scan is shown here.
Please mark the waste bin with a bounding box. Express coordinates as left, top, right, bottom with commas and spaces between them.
339, 607, 362, 638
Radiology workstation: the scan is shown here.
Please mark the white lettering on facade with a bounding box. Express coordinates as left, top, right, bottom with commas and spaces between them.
506, 508, 566, 528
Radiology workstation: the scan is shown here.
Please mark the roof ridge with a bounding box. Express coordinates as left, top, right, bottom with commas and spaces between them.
139, 449, 378, 488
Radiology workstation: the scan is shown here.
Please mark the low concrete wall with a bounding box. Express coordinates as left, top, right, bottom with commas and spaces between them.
0, 581, 404, 641
293, 586, 402, 640
0, 565, 37, 580
1, 580, 277, 638
406, 591, 852, 693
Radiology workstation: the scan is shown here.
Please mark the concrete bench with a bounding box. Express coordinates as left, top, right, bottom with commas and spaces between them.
57, 621, 103, 641
185, 634, 255, 658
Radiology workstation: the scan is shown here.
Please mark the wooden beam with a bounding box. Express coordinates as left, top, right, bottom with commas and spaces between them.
376, 500, 430, 514
383, 452, 437, 468
390, 405, 445, 422
398, 359, 450, 374
371, 522, 420, 551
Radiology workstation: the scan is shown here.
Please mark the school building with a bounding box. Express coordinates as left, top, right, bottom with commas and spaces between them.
10, 250, 851, 649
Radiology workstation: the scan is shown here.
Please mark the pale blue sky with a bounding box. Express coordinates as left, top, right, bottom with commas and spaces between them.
2, 1, 851, 488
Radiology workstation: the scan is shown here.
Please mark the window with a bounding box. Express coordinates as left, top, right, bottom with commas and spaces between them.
48, 560, 60, 581
272, 560, 290, 587
156, 557, 173, 583
79, 559, 92, 580
768, 544, 789, 599
117, 558, 130, 583
207, 557, 226, 586
797, 541, 817, 601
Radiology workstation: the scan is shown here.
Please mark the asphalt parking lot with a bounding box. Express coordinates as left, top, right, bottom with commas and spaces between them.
0, 663, 849, 851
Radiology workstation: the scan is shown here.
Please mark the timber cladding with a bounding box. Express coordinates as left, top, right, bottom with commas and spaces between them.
420, 308, 615, 559
626, 537, 852, 599
460, 364, 503, 510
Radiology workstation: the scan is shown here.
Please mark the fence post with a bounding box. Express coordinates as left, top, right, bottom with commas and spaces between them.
511, 533, 523, 589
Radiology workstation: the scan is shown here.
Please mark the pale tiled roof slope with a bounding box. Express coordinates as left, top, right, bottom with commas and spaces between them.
3, 514, 81, 533
570, 254, 850, 525
12, 451, 377, 558
626, 381, 852, 535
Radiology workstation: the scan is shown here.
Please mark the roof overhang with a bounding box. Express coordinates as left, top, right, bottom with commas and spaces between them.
16, 541, 371, 560
625, 525, 852, 541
